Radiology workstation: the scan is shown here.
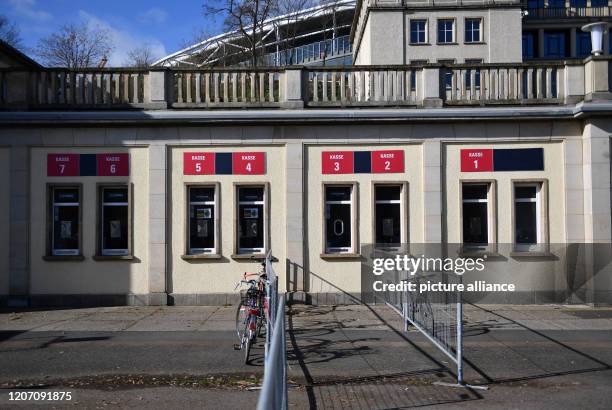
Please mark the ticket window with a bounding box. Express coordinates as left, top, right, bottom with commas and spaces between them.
514, 182, 546, 252
324, 184, 355, 254
374, 184, 406, 246
188, 186, 218, 255
99, 186, 130, 256
236, 185, 267, 255
49, 186, 81, 256
461, 183, 495, 248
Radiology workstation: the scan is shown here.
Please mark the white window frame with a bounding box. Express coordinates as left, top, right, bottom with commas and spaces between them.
513, 181, 547, 252
50, 185, 81, 256
437, 18, 455, 44
323, 183, 358, 255
460, 181, 497, 251
187, 184, 219, 255
235, 184, 269, 255
99, 185, 130, 256
372, 182, 408, 247
464, 18, 482, 43
410, 19, 428, 44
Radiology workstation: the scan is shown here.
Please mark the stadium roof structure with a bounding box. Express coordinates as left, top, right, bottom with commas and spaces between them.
152, 0, 356, 68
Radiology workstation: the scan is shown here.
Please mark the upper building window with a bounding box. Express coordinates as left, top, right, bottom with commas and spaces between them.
544, 31, 568, 59
548, 0, 565, 7
410, 20, 427, 44
464, 18, 482, 43
576, 31, 591, 58
437, 19, 455, 44
522, 31, 537, 60
591, 0, 608, 6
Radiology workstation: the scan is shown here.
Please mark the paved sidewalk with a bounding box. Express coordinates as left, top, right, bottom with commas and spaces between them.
1, 304, 612, 409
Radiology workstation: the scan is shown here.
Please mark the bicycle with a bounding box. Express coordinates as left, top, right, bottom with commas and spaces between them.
234, 266, 268, 364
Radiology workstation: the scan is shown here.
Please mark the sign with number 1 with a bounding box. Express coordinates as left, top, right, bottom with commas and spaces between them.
460, 149, 493, 172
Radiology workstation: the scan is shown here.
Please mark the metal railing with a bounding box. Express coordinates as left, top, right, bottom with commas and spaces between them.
262, 35, 352, 67
258, 251, 288, 410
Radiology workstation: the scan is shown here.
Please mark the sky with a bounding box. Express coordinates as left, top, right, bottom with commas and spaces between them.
0, 0, 225, 65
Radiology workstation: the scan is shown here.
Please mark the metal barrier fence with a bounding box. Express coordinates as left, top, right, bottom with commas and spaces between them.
257, 252, 288, 410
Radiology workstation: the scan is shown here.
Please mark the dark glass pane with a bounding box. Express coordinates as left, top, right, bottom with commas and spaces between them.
463, 203, 488, 244
515, 186, 537, 200
238, 204, 264, 250
375, 185, 401, 201
462, 184, 487, 200
376, 203, 401, 244
326, 203, 351, 249
190, 187, 215, 203
102, 205, 128, 251
54, 188, 79, 203
326, 186, 351, 202
190, 204, 214, 251
103, 188, 128, 203
516, 202, 537, 244
239, 187, 264, 202
53, 205, 79, 251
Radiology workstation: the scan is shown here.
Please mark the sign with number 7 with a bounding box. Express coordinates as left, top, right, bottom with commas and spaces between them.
47, 154, 79, 176
460, 149, 493, 172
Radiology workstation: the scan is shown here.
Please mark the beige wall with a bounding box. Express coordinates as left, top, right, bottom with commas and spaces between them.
355, 8, 522, 65
0, 148, 8, 295
29, 146, 149, 295
444, 141, 567, 296
306, 143, 424, 294
169, 145, 287, 295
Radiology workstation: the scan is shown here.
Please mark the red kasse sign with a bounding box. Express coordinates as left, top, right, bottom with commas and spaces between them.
372, 150, 404, 173
184, 152, 215, 175
322, 151, 353, 174
97, 153, 130, 176
460, 149, 493, 172
47, 154, 79, 176
232, 152, 265, 175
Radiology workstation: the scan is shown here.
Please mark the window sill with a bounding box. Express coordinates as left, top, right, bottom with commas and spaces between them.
93, 255, 135, 261
465, 42, 486, 45
43, 255, 85, 262
437, 42, 458, 46
409, 43, 431, 46
510, 250, 554, 259
320, 253, 362, 260
182, 254, 223, 260
231, 253, 267, 261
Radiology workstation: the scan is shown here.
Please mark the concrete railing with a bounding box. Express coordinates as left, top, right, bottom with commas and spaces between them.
171, 68, 283, 108
0, 57, 609, 110
307, 66, 421, 107
524, 6, 612, 18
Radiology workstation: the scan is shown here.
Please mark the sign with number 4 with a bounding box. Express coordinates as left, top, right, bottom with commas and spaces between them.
232, 152, 265, 175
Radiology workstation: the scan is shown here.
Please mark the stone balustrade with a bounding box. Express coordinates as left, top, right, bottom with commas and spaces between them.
0, 57, 610, 110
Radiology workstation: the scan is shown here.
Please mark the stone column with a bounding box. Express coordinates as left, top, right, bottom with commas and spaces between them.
423, 140, 442, 244
538, 29, 545, 59
148, 144, 168, 305
8, 146, 29, 307
285, 142, 305, 299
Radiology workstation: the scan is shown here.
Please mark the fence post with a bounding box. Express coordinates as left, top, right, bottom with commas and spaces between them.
2, 70, 30, 109
563, 62, 585, 104
281, 67, 306, 109
584, 56, 612, 102
147, 68, 170, 109
421, 65, 443, 108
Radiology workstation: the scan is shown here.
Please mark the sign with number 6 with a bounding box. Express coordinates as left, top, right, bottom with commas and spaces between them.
97, 153, 130, 176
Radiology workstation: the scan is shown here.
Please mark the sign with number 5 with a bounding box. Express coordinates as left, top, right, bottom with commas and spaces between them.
97, 153, 130, 176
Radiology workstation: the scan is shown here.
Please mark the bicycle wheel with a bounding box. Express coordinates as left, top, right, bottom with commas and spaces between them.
235, 300, 248, 342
